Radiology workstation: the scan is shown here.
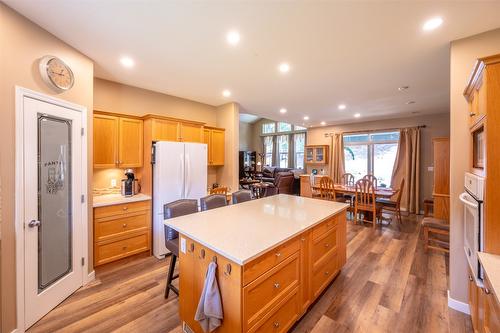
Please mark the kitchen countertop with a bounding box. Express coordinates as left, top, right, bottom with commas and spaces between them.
165, 194, 348, 265
93, 193, 151, 208
478, 252, 500, 302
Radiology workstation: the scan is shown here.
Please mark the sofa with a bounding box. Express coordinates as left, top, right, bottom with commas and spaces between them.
259, 166, 304, 195
260, 166, 292, 183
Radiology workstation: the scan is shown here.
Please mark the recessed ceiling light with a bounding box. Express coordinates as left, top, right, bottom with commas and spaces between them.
338, 104, 346, 110
120, 56, 135, 68
398, 86, 409, 91
226, 30, 240, 45
406, 101, 416, 105
278, 63, 290, 73
303, 116, 309, 120
354, 113, 361, 118
320, 121, 326, 126
222, 89, 231, 97
279, 108, 287, 114
422, 17, 443, 31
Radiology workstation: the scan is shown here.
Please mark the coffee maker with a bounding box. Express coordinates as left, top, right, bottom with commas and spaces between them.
121, 169, 139, 196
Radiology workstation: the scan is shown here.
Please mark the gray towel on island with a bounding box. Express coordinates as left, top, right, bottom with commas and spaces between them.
194, 261, 223, 332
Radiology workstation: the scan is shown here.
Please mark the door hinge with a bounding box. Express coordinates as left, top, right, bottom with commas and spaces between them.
81, 257, 85, 266
81, 194, 85, 203
81, 127, 84, 136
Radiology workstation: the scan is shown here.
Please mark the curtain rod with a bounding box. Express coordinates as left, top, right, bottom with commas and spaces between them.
324, 125, 426, 137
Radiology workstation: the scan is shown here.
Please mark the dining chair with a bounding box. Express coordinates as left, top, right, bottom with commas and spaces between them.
319, 176, 336, 201
163, 199, 199, 298
354, 178, 381, 228
210, 186, 228, 195
200, 194, 228, 211
232, 190, 252, 204
377, 178, 405, 224
338, 173, 355, 205
341, 173, 355, 186
363, 174, 378, 189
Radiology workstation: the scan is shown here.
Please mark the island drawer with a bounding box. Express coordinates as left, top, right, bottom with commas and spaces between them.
94, 232, 149, 266
311, 251, 339, 299
311, 226, 338, 270
248, 289, 299, 333
94, 200, 150, 219
243, 252, 300, 330
243, 237, 300, 285
94, 211, 149, 242
312, 215, 337, 240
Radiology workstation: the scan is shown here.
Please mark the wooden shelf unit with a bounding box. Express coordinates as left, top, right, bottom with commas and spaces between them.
305, 145, 328, 164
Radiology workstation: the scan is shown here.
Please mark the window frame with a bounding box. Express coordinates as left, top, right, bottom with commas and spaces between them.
260, 121, 307, 168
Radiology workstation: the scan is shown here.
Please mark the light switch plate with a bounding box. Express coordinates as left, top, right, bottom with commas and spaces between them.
180, 237, 187, 254
111, 178, 117, 187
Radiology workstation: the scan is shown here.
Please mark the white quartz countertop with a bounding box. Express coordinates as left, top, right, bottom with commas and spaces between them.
93, 193, 151, 208
165, 194, 348, 265
478, 252, 500, 303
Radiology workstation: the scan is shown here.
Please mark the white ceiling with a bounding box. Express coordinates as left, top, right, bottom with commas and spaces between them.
6, 1, 500, 126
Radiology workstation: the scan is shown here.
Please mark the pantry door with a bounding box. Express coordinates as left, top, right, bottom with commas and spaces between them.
22, 95, 86, 328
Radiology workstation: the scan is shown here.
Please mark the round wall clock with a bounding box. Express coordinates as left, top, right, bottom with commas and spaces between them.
38, 55, 75, 92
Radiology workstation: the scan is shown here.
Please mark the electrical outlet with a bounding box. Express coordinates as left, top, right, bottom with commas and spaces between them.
111, 179, 117, 187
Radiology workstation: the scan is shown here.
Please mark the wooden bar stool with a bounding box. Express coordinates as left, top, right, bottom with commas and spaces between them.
422, 217, 449, 253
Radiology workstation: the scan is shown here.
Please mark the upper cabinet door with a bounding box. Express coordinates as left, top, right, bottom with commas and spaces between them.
118, 117, 143, 168
94, 114, 118, 168
180, 122, 203, 143
152, 119, 179, 141
210, 129, 225, 166
203, 129, 212, 165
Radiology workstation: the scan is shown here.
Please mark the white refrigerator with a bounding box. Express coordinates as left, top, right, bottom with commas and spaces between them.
153, 141, 207, 258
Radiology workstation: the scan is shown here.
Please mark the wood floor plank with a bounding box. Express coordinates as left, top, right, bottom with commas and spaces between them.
27, 214, 472, 333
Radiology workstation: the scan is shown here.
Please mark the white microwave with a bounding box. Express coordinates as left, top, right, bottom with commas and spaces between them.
460, 172, 484, 284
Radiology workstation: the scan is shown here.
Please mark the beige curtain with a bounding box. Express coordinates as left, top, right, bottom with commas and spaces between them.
329, 133, 345, 183
391, 127, 421, 213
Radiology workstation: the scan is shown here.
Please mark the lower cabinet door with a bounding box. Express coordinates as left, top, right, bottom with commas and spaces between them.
311, 252, 339, 299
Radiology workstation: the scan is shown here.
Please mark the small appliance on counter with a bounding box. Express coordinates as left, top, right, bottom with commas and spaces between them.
121, 169, 140, 197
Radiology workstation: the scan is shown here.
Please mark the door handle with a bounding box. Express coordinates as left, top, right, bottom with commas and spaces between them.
28, 220, 41, 228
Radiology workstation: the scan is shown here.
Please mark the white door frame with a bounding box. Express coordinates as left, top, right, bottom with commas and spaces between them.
15, 86, 91, 332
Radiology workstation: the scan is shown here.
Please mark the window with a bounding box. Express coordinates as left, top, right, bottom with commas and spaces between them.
294, 133, 305, 169
262, 123, 275, 134
278, 135, 289, 167
264, 136, 273, 165
294, 125, 306, 131
277, 122, 292, 132
343, 131, 400, 187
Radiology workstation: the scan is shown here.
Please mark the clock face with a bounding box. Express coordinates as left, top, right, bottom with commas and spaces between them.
39, 56, 74, 92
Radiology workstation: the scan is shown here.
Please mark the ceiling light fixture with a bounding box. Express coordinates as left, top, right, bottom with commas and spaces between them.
278, 63, 290, 73
422, 17, 443, 31
398, 86, 409, 91
320, 121, 326, 126
226, 30, 240, 45
354, 113, 361, 118
406, 101, 416, 105
279, 108, 287, 114
338, 104, 346, 110
222, 89, 231, 97
303, 116, 309, 120
120, 56, 135, 68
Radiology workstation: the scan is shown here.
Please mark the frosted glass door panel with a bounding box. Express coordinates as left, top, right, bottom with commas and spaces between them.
38, 115, 72, 292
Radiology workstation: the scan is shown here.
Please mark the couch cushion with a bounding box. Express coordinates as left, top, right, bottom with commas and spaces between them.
262, 166, 275, 178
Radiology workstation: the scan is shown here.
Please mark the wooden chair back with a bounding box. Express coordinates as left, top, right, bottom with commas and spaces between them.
341, 173, 355, 186
395, 178, 405, 207
319, 176, 336, 201
363, 174, 378, 189
210, 186, 228, 195
354, 178, 376, 208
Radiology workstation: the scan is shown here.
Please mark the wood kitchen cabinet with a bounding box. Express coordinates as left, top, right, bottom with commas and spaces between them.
144, 114, 204, 143
432, 138, 450, 221
93, 112, 143, 168
305, 145, 329, 164
204, 126, 225, 166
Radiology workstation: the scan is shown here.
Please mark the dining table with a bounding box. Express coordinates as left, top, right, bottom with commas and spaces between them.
310, 183, 397, 199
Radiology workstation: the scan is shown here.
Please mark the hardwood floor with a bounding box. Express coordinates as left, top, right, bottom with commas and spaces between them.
28, 214, 472, 333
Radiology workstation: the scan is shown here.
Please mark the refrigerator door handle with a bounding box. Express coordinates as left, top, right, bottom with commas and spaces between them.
180, 153, 185, 198
185, 154, 191, 197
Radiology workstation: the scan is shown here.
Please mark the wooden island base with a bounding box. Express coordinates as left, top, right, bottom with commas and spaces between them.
178, 210, 347, 333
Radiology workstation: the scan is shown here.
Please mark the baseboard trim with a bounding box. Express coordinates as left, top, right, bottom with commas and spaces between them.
85, 270, 95, 284
11, 329, 20, 333
448, 290, 470, 315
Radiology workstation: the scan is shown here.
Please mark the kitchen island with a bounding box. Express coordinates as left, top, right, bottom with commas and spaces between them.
165, 194, 348, 333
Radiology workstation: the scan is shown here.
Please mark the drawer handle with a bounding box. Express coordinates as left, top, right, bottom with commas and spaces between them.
123, 206, 128, 211
122, 223, 127, 228
273, 321, 280, 328
275, 252, 281, 258
324, 271, 329, 276
324, 243, 330, 248
470, 112, 476, 117
274, 282, 280, 289
484, 288, 491, 295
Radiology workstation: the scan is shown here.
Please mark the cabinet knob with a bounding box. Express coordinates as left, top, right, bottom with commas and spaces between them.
123, 206, 128, 211
470, 112, 476, 117
274, 282, 280, 289
273, 322, 280, 328
122, 246, 127, 250
484, 288, 491, 295
324, 243, 330, 248
324, 271, 329, 276
469, 275, 473, 282
189, 243, 195, 252
301, 237, 306, 242
275, 252, 281, 258
122, 223, 127, 228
